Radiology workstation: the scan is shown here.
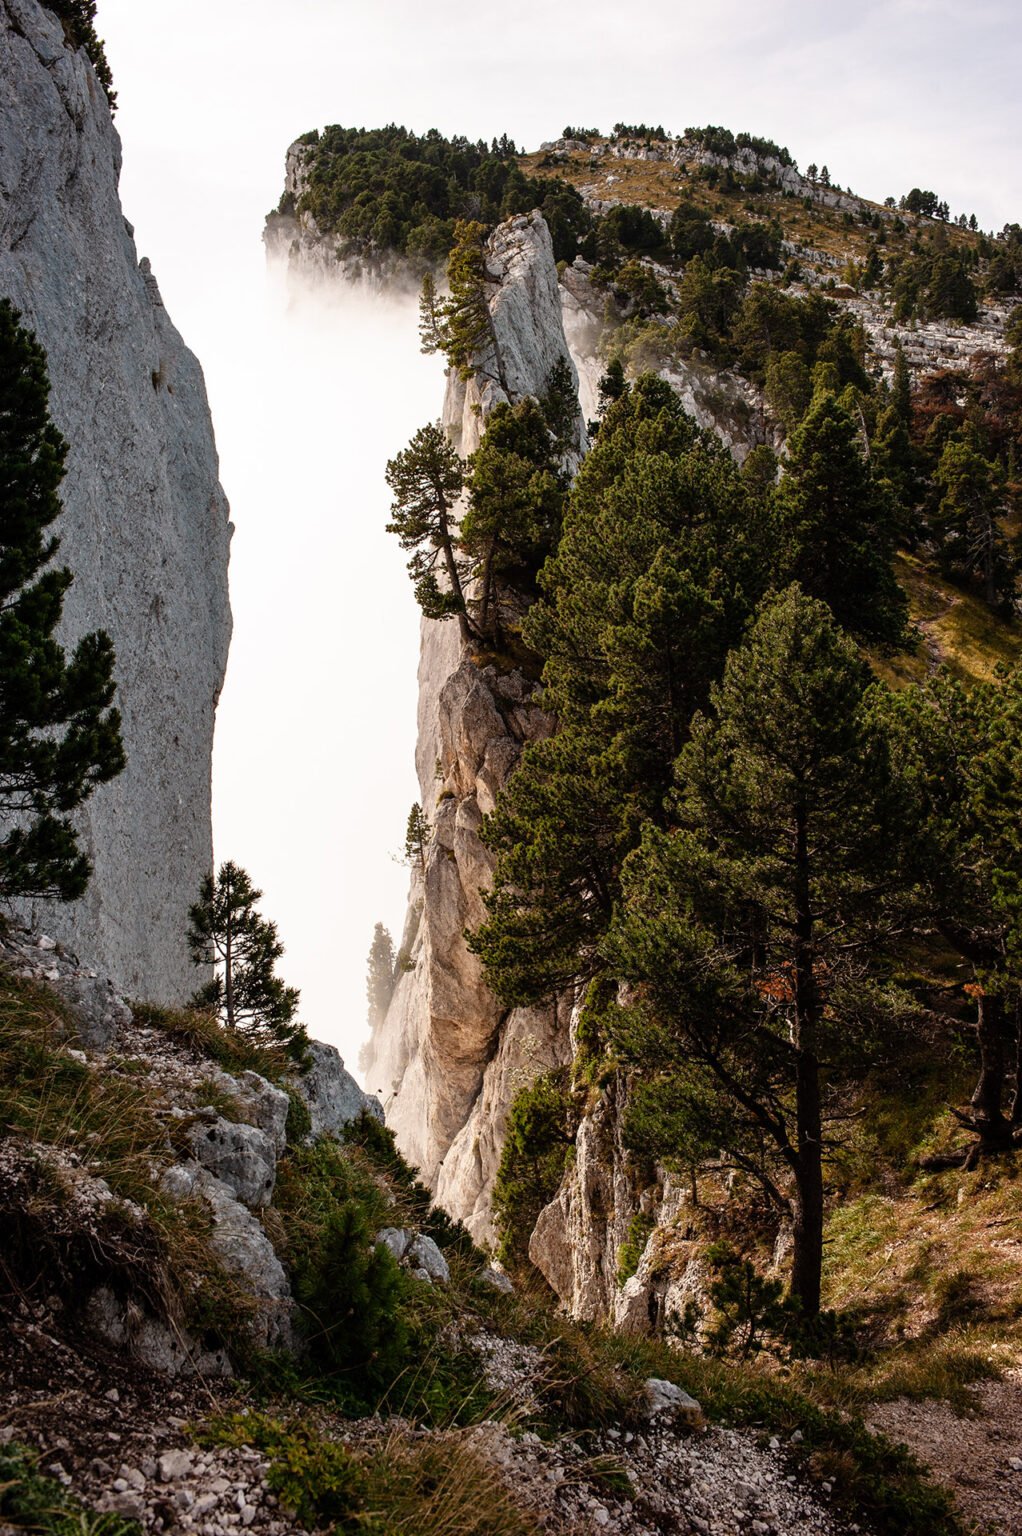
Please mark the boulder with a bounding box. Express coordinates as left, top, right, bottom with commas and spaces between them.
86, 1285, 232, 1378
186, 1115, 277, 1208
375, 1228, 450, 1284
53, 974, 132, 1051
292, 1039, 384, 1140
161, 1162, 294, 1350
406, 1234, 450, 1285
216, 1068, 290, 1156
375, 1227, 414, 1262
643, 1378, 704, 1428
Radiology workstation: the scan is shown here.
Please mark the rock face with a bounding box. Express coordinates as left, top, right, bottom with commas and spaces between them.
293, 1039, 385, 1139
264, 137, 426, 294
0, 0, 232, 1003
360, 213, 580, 1245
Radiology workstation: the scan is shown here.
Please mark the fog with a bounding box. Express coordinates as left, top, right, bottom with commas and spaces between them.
206, 267, 444, 1065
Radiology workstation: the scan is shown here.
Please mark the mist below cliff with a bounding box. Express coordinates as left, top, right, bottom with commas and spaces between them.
209, 266, 444, 1066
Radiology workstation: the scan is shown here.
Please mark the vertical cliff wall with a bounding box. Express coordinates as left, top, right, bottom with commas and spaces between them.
360, 213, 582, 1245
0, 0, 232, 1001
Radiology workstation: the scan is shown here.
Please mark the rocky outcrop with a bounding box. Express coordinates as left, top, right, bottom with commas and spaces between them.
292, 1038, 384, 1139
0, 0, 232, 1003
558, 259, 767, 459
264, 138, 427, 294
361, 213, 581, 1245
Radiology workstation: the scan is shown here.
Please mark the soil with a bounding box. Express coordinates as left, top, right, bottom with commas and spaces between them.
868, 1369, 1022, 1536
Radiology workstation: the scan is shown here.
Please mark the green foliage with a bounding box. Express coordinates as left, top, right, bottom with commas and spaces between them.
419, 222, 505, 387
616, 1210, 655, 1283
702, 1242, 789, 1357
0, 1441, 138, 1536
492, 1069, 579, 1267
295, 1196, 411, 1388
403, 803, 429, 867
343, 1107, 480, 1259
0, 299, 125, 900
772, 394, 908, 645
201, 1413, 540, 1536
43, 1, 115, 108
366, 921, 395, 1032
460, 393, 567, 637
683, 125, 794, 167
296, 124, 587, 264
891, 244, 979, 322
385, 423, 467, 627
609, 587, 921, 1315
470, 374, 774, 1005
932, 431, 1018, 608
187, 862, 307, 1058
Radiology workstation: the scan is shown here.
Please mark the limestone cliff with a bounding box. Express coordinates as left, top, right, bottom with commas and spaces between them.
360, 213, 581, 1246
0, 0, 232, 1001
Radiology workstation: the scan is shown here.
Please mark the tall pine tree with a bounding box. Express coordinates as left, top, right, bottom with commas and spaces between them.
0, 299, 124, 900
610, 587, 918, 1316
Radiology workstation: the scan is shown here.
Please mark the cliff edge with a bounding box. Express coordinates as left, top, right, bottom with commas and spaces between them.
0, 0, 233, 1001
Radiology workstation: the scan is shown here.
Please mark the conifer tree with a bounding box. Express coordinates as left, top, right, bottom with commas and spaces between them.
0, 299, 125, 900
365, 922, 395, 1032
419, 220, 508, 389
610, 587, 918, 1316
404, 804, 428, 870
471, 376, 774, 1004
933, 433, 1018, 609
459, 397, 564, 638
773, 394, 908, 645
384, 422, 471, 638
187, 862, 305, 1055
881, 670, 1022, 1159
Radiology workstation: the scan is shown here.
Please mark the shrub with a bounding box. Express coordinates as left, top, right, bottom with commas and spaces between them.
0, 1441, 138, 1536
492, 1069, 579, 1268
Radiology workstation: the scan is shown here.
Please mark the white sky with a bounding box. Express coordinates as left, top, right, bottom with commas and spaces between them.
98, 0, 1021, 1071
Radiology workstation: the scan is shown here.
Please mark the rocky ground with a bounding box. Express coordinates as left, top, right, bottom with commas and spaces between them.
868, 1372, 1022, 1536
0, 1300, 845, 1536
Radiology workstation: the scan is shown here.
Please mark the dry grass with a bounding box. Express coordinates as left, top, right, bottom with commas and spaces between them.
869, 551, 1022, 689
0, 968, 258, 1349
202, 1412, 543, 1536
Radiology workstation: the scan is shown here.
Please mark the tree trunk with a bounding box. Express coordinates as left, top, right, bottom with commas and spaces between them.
224, 913, 235, 1032
790, 802, 824, 1318
438, 504, 472, 644
971, 991, 1009, 1144
1008, 994, 1022, 1129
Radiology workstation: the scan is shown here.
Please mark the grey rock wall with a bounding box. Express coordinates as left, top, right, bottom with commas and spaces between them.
361, 213, 580, 1245
0, 0, 232, 1001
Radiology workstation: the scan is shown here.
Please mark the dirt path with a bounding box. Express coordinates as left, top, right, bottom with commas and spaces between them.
868, 1371, 1022, 1535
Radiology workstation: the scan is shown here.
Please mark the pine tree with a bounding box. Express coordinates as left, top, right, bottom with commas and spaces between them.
0, 299, 125, 900
187, 862, 305, 1054
610, 586, 918, 1316
459, 397, 564, 639
470, 376, 774, 1005
418, 220, 507, 389
384, 422, 470, 637
404, 804, 428, 869
773, 393, 908, 645
366, 922, 395, 1032
933, 433, 1018, 608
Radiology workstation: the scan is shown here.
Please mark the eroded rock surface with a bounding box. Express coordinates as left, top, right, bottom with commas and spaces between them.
0, 0, 232, 1002
360, 213, 580, 1245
